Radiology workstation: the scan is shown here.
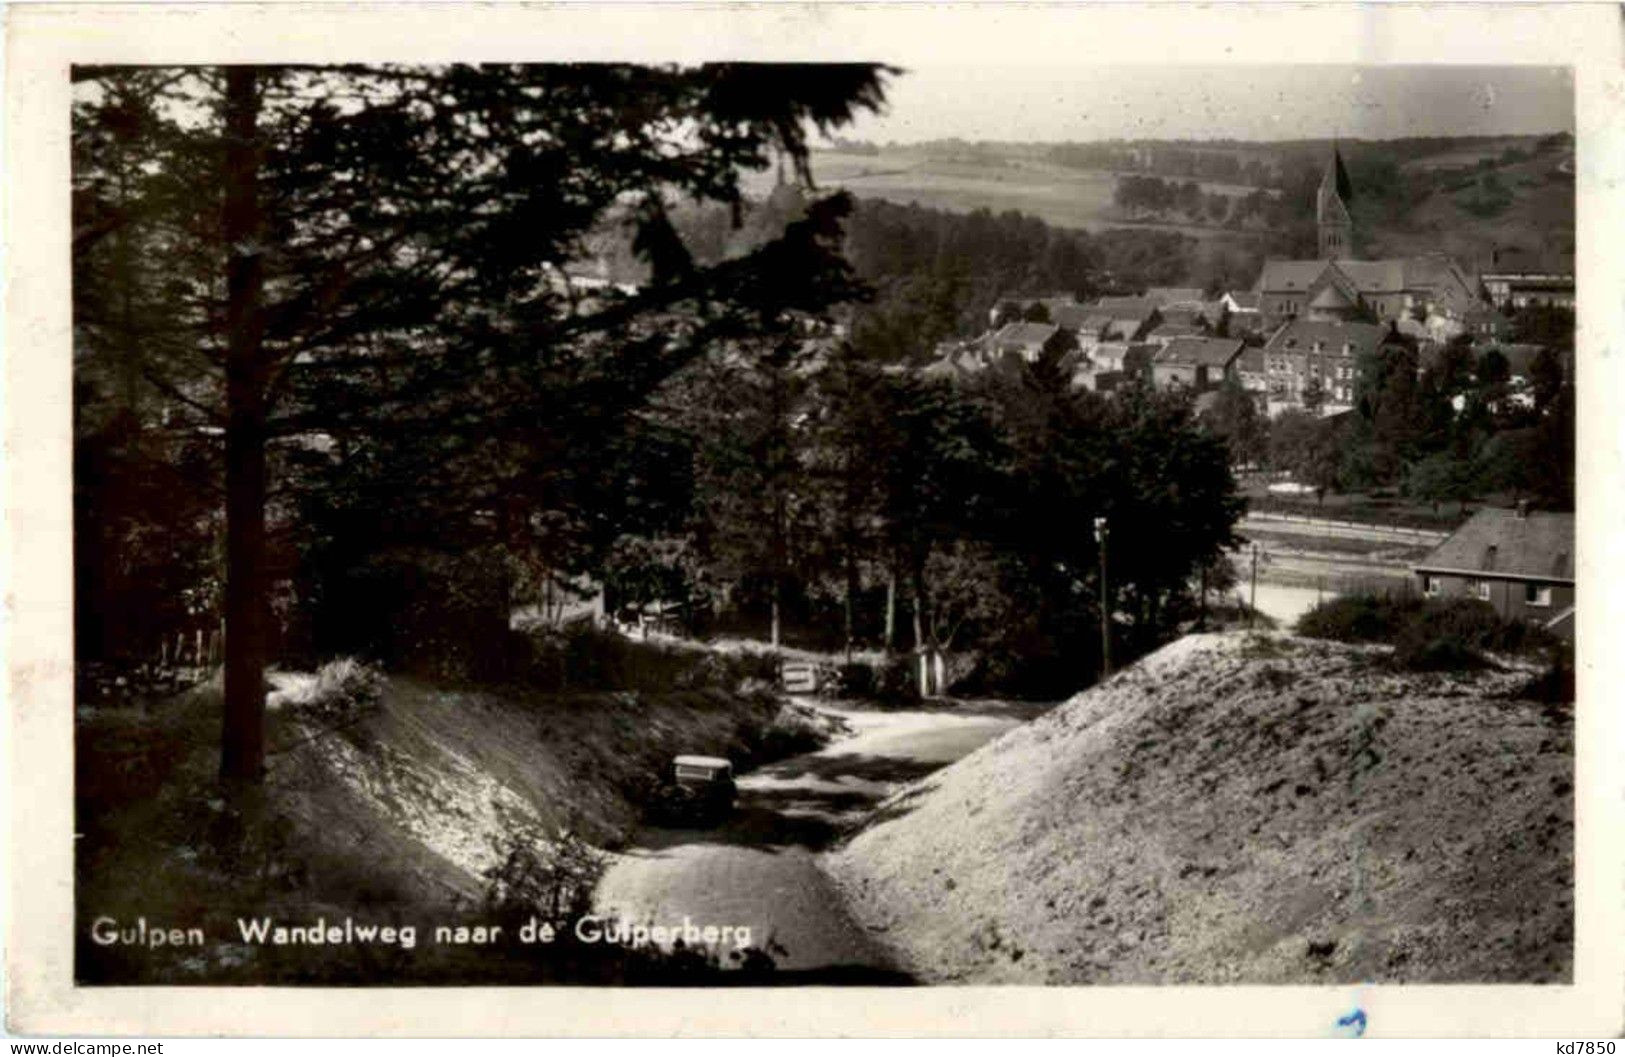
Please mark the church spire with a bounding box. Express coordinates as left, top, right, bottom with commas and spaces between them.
1316, 142, 1354, 259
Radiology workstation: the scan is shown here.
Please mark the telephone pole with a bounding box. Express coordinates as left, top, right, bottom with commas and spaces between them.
1249, 543, 1259, 627
1094, 516, 1111, 676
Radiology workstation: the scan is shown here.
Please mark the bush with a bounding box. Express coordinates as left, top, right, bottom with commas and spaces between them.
1295, 594, 1422, 642
829, 662, 877, 699
1297, 593, 1556, 671
876, 654, 921, 702
725, 702, 840, 772
483, 823, 605, 926
504, 625, 776, 694
1391, 633, 1488, 672
283, 657, 386, 726
755, 702, 837, 759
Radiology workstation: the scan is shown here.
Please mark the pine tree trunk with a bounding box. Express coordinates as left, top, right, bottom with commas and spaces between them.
884, 571, 896, 651
220, 66, 269, 786
842, 542, 857, 662
911, 562, 929, 696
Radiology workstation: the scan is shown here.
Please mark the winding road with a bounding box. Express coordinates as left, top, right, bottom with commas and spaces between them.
593, 698, 1048, 981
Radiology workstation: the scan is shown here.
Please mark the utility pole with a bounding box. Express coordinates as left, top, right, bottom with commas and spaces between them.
1249, 543, 1259, 628
1094, 516, 1111, 676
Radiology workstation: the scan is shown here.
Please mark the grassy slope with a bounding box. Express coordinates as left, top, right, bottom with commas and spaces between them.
75, 674, 789, 982
1362, 155, 1574, 270
828, 632, 1572, 984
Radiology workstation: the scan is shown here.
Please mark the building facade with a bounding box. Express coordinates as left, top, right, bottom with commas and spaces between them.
1412, 507, 1575, 640
1259, 319, 1386, 416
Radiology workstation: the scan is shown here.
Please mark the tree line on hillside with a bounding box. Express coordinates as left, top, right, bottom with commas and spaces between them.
1050, 134, 1567, 188
1103, 134, 1572, 260
839, 199, 1197, 358
661, 191, 1200, 360
1049, 143, 1278, 186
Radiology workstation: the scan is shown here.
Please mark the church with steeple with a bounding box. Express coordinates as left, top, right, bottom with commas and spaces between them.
1254, 145, 1480, 329
1316, 145, 1355, 258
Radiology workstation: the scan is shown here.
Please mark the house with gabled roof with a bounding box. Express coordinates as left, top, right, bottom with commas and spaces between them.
1047, 301, 1098, 334
1220, 290, 1265, 334
1260, 319, 1387, 416
1151, 337, 1244, 391
988, 321, 1063, 364
1089, 296, 1162, 341
1412, 506, 1575, 640
1092, 342, 1160, 392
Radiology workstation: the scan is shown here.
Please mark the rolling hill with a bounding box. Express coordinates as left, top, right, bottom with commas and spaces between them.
739, 137, 1573, 279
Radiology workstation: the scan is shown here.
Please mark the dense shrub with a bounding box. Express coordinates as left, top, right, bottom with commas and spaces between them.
829, 662, 877, 698
1295, 594, 1424, 643
1296, 593, 1556, 671
876, 654, 922, 701
1391, 633, 1489, 672
504, 625, 778, 694
728, 702, 840, 770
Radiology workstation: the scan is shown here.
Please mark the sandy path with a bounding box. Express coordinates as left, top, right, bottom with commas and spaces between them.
593, 699, 1045, 978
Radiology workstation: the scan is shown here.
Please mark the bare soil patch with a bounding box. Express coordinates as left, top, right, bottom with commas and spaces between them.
828, 632, 1572, 984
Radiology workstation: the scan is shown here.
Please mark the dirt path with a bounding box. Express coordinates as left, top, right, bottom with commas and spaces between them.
593, 698, 1047, 980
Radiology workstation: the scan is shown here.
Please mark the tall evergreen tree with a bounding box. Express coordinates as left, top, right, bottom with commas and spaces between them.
73, 62, 892, 784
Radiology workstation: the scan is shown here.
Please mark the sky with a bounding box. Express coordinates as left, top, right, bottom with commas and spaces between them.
840, 66, 1574, 146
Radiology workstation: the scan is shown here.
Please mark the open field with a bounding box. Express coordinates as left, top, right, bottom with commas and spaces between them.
740, 148, 1268, 239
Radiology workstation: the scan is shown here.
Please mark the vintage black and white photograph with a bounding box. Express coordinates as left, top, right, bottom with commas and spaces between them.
61, 49, 1581, 997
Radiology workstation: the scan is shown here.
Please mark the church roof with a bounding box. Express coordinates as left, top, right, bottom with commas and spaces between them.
1259, 256, 1474, 298
1331, 259, 1407, 292
1400, 253, 1477, 293
1308, 284, 1357, 309
1255, 259, 1331, 293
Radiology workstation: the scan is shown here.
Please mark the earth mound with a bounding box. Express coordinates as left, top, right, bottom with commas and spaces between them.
828, 632, 1572, 983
